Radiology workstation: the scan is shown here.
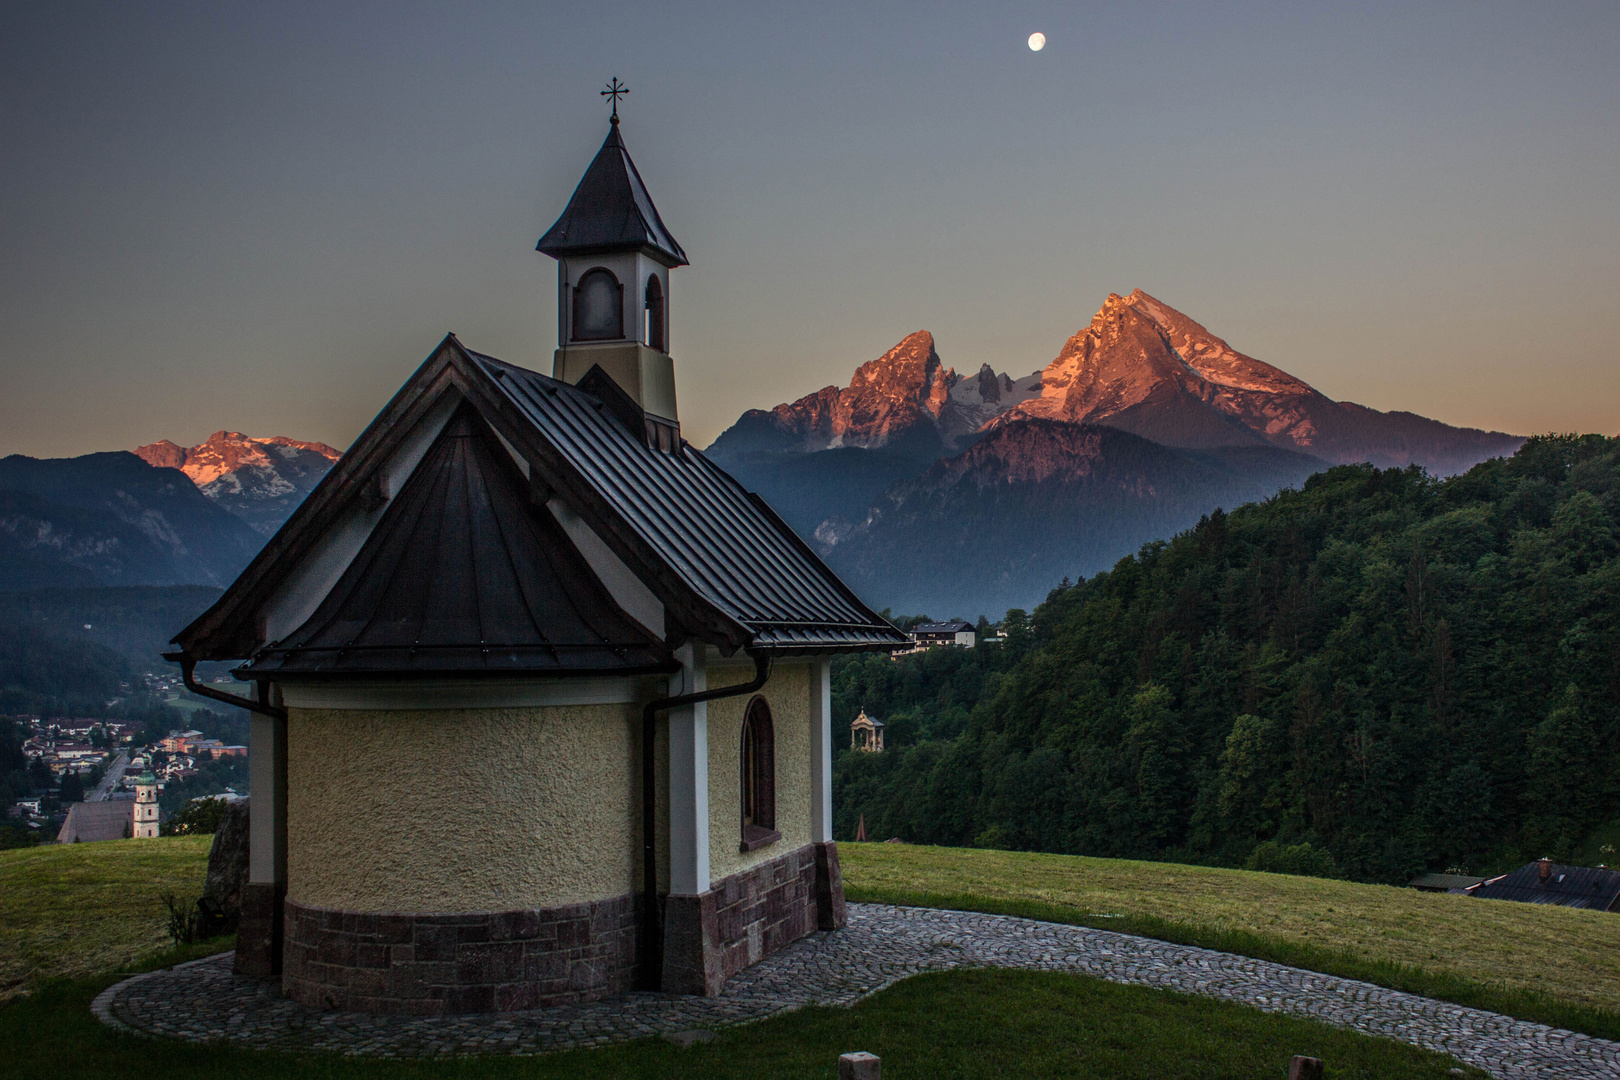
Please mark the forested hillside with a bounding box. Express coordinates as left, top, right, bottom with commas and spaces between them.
833, 435, 1620, 884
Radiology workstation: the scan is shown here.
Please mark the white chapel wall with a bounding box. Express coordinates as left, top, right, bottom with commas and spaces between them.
284, 702, 638, 912
705, 661, 814, 884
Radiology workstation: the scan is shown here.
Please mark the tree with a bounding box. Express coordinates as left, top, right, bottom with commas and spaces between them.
162, 796, 230, 836
1525, 684, 1603, 857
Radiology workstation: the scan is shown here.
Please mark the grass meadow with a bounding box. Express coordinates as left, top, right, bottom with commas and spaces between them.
9, 837, 1609, 1076
0, 835, 213, 1000
841, 842, 1620, 1038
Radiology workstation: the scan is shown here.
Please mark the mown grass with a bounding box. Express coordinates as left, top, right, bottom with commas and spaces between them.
841, 843, 1620, 1039
0, 835, 214, 1000
1, 962, 1480, 1080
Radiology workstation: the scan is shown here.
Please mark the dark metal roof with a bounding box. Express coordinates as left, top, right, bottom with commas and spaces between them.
915, 621, 974, 634
467, 350, 907, 653
1408, 873, 1486, 892
238, 405, 675, 679
1468, 861, 1620, 911
536, 121, 688, 267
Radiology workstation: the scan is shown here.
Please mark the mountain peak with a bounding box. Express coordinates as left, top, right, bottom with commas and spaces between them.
708, 331, 1040, 460
134, 431, 341, 535
849, 330, 938, 391
712, 290, 1523, 473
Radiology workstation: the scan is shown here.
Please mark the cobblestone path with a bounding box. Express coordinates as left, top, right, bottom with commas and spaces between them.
93, 903, 1620, 1077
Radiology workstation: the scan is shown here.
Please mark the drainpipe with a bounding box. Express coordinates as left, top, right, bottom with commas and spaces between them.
162, 651, 288, 721
639, 649, 770, 990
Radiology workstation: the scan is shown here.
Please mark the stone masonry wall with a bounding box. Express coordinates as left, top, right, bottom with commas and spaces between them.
663, 841, 846, 996
712, 842, 819, 983
282, 893, 637, 1015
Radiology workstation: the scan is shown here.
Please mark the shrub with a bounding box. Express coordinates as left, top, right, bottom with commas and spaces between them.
161, 796, 228, 836
1244, 840, 1341, 879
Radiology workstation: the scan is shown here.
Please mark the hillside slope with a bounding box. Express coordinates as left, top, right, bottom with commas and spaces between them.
832, 435, 1620, 882
0, 453, 264, 591
841, 843, 1620, 1019
817, 420, 1324, 616
0, 837, 212, 1000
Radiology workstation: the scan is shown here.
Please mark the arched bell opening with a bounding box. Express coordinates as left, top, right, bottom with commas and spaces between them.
572, 268, 624, 341
644, 273, 666, 352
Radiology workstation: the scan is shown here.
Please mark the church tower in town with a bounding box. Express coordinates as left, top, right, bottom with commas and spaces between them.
132, 771, 160, 838
537, 83, 687, 451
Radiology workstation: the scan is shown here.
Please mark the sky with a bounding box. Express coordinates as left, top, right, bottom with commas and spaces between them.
2, 1, 1617, 457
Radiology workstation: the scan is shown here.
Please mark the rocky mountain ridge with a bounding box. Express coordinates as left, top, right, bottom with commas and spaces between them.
1007, 289, 1523, 473
135, 431, 341, 535
711, 331, 1042, 461
712, 290, 1523, 476
707, 290, 1528, 614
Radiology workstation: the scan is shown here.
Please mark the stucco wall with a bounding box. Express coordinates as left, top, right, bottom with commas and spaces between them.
706, 662, 813, 883
286, 704, 639, 912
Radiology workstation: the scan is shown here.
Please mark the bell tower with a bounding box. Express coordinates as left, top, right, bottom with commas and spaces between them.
132, 770, 160, 838
537, 80, 688, 433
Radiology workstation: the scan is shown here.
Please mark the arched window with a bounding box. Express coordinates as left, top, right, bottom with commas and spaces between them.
740, 696, 778, 850
572, 268, 623, 341
644, 273, 665, 351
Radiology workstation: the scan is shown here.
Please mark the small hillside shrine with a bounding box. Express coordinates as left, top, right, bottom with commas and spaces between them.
168, 92, 907, 1016
851, 708, 885, 752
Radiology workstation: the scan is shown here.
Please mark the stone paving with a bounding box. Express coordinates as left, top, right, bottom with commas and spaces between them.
93, 903, 1620, 1077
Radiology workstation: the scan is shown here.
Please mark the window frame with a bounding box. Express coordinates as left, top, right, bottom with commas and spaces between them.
739, 695, 780, 852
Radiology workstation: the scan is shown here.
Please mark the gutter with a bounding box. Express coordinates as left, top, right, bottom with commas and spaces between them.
637, 649, 771, 990
162, 651, 288, 721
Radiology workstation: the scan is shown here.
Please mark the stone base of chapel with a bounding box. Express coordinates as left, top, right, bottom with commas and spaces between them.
270, 842, 845, 1013
280, 893, 638, 1015
234, 881, 286, 979
662, 840, 846, 997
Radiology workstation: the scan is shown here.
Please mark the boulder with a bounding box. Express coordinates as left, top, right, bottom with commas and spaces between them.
204, 798, 251, 920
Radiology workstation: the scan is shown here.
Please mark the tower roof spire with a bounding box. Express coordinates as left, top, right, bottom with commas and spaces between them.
601, 76, 628, 125
536, 82, 687, 267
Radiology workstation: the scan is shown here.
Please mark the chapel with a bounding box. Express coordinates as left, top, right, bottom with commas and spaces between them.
168, 100, 906, 1015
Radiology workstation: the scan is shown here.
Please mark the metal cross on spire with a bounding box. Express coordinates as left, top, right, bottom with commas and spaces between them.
601, 77, 629, 124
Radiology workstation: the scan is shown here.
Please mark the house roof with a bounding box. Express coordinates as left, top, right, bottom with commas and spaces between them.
1408, 873, 1485, 891
1468, 861, 1620, 911
239, 405, 676, 679
536, 121, 688, 267
914, 621, 974, 634
56, 800, 132, 843
174, 337, 907, 664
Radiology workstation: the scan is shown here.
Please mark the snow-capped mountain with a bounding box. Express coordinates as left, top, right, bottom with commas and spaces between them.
134, 431, 341, 535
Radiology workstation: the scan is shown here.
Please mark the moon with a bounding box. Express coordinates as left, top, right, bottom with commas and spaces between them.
1028, 32, 1046, 51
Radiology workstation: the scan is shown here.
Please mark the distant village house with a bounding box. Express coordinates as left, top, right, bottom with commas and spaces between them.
911, 620, 976, 648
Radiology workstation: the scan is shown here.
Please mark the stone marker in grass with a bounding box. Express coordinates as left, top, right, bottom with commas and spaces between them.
839, 1050, 880, 1079
1289, 1055, 1324, 1080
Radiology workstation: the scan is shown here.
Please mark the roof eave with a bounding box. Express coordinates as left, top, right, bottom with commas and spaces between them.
535, 238, 689, 268
173, 336, 473, 661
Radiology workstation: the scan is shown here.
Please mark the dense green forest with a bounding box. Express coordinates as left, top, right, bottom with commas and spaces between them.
832, 435, 1620, 884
